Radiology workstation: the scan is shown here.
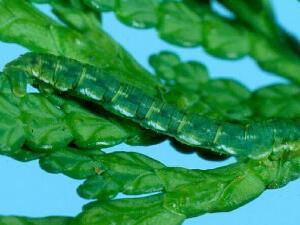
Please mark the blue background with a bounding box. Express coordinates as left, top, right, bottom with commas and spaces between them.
0, 0, 299, 224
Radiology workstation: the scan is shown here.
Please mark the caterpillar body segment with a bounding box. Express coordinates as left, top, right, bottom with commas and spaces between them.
5, 53, 300, 159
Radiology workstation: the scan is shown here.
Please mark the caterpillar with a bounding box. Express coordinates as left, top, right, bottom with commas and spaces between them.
4, 53, 300, 159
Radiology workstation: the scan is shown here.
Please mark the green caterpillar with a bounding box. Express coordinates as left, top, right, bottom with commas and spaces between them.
4, 53, 300, 159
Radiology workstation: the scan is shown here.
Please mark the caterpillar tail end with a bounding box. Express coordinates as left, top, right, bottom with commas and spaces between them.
12, 86, 26, 97
3, 68, 27, 97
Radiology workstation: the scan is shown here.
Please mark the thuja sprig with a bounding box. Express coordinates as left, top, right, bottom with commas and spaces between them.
79, 0, 300, 84
72, 148, 300, 225
217, 0, 300, 56
1, 137, 299, 225
150, 51, 300, 122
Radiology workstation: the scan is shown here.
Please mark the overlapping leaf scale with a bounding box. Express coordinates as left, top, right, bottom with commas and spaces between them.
40, 148, 166, 198
156, 1, 300, 83
150, 51, 252, 122
48, 0, 102, 33
217, 0, 300, 57
0, 216, 73, 225
0, 0, 163, 146
26, 137, 300, 221
81, 0, 300, 83
0, 132, 167, 200
0, 125, 164, 201
30, 0, 99, 33
1, 134, 167, 201
70, 149, 300, 225
115, 0, 160, 28
1, 147, 299, 225
251, 83, 300, 120
150, 51, 300, 122
72, 194, 186, 225
0, 146, 185, 224
9, 144, 295, 225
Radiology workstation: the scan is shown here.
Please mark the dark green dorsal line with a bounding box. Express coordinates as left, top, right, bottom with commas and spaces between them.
4, 53, 300, 159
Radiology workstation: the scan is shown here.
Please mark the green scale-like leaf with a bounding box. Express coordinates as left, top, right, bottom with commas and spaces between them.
251, 83, 300, 120
150, 51, 300, 122
49, 0, 102, 32
157, 1, 204, 47
217, 0, 300, 57
73, 194, 186, 225
150, 51, 252, 122
71, 148, 300, 225
1, 139, 299, 225
81, 0, 300, 84
115, 0, 160, 28
40, 148, 165, 198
